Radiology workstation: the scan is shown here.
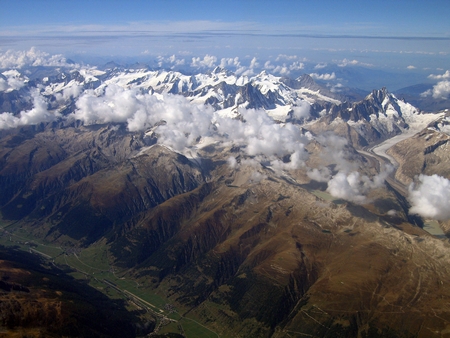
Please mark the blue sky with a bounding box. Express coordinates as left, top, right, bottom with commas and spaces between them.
1, 0, 449, 89
1, 0, 449, 33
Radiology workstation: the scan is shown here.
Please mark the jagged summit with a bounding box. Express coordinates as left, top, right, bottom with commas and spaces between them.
211, 66, 230, 75
297, 73, 316, 87
256, 69, 269, 76
0, 64, 426, 145
307, 85, 423, 146
1, 61, 450, 338
367, 87, 392, 104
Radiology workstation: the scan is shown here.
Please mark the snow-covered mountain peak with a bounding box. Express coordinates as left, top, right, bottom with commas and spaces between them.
0, 69, 29, 93
312, 86, 425, 145
211, 66, 230, 75
251, 71, 285, 94
364, 87, 419, 119
367, 87, 391, 104
253, 70, 278, 81
0, 63, 430, 148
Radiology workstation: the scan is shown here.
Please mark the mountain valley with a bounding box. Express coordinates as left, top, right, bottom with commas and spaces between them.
1, 63, 450, 337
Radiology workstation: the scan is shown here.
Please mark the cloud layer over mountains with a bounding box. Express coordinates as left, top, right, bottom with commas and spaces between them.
0, 90, 58, 129
71, 84, 310, 170
1, 48, 450, 220
0, 79, 395, 208
73, 85, 213, 151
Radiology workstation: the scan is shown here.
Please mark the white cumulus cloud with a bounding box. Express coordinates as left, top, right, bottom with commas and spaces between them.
72, 85, 214, 151
0, 70, 28, 92
310, 132, 393, 203
329, 83, 344, 93
310, 72, 336, 80
408, 174, 450, 220
289, 61, 304, 71
291, 100, 311, 120
249, 57, 259, 69
338, 59, 360, 67
428, 70, 450, 80
264, 61, 275, 70
220, 57, 241, 68
337, 59, 373, 67
0, 47, 74, 69
0, 90, 57, 129
191, 54, 217, 68
69, 83, 310, 167
422, 80, 450, 99
307, 167, 331, 182
327, 171, 368, 203
326, 167, 392, 204
314, 63, 327, 69
157, 55, 185, 69
215, 107, 309, 169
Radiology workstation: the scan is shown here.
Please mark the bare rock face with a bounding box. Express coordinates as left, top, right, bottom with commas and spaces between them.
0, 67, 449, 337
387, 127, 450, 185
2, 118, 450, 337
307, 117, 371, 148
0, 88, 34, 115
308, 88, 419, 148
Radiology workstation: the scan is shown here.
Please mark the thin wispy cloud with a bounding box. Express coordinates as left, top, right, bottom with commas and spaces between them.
2, 19, 450, 42
337, 59, 373, 67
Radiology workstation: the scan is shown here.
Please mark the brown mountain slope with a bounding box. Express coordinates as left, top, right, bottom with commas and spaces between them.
104, 156, 450, 337
1, 123, 450, 337
387, 127, 450, 186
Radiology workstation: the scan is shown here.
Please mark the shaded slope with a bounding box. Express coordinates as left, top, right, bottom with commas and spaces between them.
0, 245, 149, 337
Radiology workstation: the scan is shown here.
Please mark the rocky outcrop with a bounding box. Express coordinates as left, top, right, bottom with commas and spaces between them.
306, 88, 420, 147
1, 66, 449, 337
387, 127, 450, 185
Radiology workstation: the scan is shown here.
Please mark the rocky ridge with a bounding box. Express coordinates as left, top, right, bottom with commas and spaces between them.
1, 65, 427, 147
1, 64, 450, 337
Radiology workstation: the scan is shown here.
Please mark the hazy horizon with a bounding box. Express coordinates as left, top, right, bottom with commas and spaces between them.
1, 0, 449, 91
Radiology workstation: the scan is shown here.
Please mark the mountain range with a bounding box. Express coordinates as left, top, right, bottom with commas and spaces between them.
1, 63, 450, 337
